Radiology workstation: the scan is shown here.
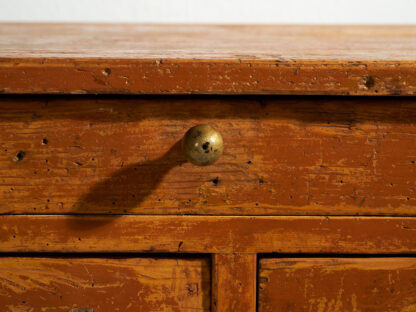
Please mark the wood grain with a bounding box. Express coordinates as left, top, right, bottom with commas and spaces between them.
259, 257, 416, 312
0, 257, 211, 311
2, 96, 416, 216
1, 215, 416, 254
212, 254, 256, 312
2, 24, 416, 60
0, 24, 416, 95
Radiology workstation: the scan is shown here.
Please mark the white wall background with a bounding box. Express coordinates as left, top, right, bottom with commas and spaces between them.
0, 0, 415, 24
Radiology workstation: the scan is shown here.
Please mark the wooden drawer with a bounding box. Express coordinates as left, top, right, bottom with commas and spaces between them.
258, 257, 416, 311
0, 256, 210, 311
2, 96, 416, 216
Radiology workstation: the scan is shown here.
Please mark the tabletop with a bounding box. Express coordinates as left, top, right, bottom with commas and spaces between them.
0, 24, 415, 95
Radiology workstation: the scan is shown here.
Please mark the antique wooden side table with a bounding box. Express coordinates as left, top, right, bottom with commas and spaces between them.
1, 24, 416, 311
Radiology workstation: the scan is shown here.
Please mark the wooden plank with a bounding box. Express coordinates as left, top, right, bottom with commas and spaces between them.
212, 254, 256, 312
2, 24, 415, 60
1, 215, 416, 254
0, 24, 416, 95
2, 96, 416, 216
259, 257, 416, 312
0, 257, 211, 311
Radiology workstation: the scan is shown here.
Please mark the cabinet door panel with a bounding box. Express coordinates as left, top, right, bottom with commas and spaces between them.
0, 257, 210, 312
259, 258, 416, 312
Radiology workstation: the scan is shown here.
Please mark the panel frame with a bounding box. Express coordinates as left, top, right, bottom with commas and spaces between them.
1, 215, 416, 312
1, 215, 416, 254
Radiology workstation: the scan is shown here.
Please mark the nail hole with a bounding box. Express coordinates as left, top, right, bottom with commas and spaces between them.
364, 76, 375, 89
102, 68, 111, 76
211, 177, 219, 186
42, 138, 48, 145
13, 151, 25, 162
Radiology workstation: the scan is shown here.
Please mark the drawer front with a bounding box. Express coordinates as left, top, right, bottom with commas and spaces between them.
1, 96, 416, 216
0, 257, 210, 311
259, 258, 416, 311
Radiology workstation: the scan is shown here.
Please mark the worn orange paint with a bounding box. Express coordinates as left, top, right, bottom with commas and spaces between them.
1, 97, 416, 215
0, 257, 211, 311
212, 254, 256, 312
259, 258, 416, 312
0, 24, 416, 95
1, 215, 416, 254
2, 23, 416, 312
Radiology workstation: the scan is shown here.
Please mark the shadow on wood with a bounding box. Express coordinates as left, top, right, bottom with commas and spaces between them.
66, 140, 185, 229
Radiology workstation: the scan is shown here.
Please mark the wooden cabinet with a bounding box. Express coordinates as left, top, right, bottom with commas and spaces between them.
1, 24, 416, 311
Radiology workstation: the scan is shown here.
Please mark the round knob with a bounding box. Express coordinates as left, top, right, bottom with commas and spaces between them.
183, 124, 223, 166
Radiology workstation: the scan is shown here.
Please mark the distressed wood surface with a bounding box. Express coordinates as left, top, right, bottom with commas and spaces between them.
259, 257, 416, 312
2, 96, 416, 216
1, 215, 416, 254
212, 254, 256, 312
1, 24, 416, 95
0, 257, 211, 312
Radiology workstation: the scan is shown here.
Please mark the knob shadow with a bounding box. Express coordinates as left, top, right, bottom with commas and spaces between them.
66, 140, 185, 230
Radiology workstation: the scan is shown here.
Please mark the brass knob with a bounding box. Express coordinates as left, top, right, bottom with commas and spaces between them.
183, 124, 223, 166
